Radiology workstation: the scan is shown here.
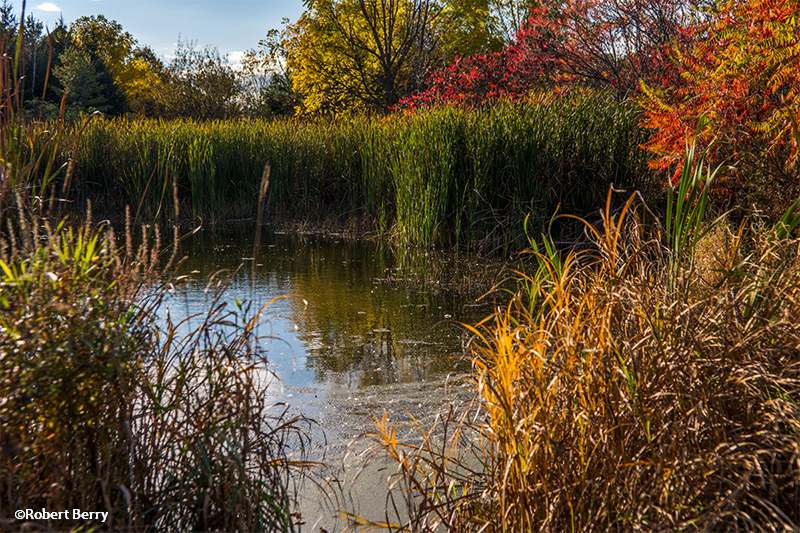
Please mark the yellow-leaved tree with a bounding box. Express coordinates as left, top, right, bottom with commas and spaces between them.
286, 0, 498, 114
63, 15, 167, 115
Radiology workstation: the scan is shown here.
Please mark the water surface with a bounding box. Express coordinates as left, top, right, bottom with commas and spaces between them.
166, 229, 489, 388
159, 229, 494, 526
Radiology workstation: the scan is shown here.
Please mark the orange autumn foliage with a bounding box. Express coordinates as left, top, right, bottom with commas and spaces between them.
641, 0, 800, 207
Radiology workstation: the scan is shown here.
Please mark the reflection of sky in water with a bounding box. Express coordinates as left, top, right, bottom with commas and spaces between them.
157, 230, 487, 400
162, 284, 317, 389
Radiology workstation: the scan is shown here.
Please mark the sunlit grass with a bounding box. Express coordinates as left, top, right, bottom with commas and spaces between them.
0, 206, 314, 532
368, 154, 800, 531
72, 91, 649, 250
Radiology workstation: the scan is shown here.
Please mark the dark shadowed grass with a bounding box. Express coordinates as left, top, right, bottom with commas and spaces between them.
0, 205, 315, 532
366, 155, 800, 531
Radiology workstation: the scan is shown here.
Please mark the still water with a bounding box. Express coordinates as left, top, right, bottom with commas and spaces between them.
160, 229, 494, 528
166, 229, 489, 389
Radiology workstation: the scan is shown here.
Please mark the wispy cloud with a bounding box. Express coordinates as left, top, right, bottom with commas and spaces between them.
35, 2, 62, 12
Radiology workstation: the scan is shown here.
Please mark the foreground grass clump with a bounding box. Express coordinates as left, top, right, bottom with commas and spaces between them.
73, 91, 648, 249
371, 164, 800, 531
0, 209, 310, 532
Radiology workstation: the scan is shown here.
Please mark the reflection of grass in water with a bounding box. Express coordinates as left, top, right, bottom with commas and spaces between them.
391, 243, 509, 297
170, 230, 486, 387
285, 245, 476, 387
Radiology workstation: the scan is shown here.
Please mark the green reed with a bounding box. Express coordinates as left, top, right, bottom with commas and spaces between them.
70, 91, 649, 249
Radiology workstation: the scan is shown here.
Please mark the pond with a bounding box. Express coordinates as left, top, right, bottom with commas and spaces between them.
159, 228, 497, 529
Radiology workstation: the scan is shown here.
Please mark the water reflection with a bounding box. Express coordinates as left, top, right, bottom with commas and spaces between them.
163, 228, 488, 392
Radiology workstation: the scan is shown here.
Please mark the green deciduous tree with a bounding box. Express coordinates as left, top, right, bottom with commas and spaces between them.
63, 15, 168, 115
69, 15, 135, 79
53, 45, 123, 114
157, 41, 242, 119
437, 0, 502, 61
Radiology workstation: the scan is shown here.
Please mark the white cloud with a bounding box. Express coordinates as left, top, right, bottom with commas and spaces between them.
227, 50, 245, 70
35, 2, 62, 12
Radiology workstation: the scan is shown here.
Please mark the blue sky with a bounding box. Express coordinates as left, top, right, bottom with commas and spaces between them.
30, 0, 305, 65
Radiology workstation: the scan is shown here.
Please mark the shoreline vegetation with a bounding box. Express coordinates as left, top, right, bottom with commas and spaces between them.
70, 91, 649, 251
370, 159, 800, 531
0, 208, 314, 531
2, 0, 800, 530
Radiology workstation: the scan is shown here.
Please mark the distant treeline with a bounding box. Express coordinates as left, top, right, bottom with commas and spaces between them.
1, 1, 294, 120
70, 92, 650, 249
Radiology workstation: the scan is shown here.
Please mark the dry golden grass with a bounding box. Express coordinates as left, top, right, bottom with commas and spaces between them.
369, 189, 800, 532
